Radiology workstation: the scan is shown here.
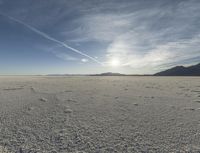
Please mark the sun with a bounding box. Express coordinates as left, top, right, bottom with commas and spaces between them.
110, 58, 120, 67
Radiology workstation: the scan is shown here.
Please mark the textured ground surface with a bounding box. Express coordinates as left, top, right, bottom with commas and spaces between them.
0, 76, 200, 153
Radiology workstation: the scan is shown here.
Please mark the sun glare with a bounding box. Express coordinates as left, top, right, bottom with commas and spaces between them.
110, 58, 120, 67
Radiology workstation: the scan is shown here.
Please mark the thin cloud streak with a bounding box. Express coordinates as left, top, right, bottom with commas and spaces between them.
0, 12, 103, 66
0, 0, 199, 74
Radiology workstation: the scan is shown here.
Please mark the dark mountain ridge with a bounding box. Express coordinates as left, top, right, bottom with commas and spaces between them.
154, 63, 200, 76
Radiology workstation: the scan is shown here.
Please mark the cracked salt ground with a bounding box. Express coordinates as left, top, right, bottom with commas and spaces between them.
0, 76, 200, 152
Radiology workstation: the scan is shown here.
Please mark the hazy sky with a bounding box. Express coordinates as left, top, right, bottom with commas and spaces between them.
0, 0, 200, 74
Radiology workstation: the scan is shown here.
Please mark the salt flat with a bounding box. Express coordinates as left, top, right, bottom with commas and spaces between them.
0, 76, 200, 153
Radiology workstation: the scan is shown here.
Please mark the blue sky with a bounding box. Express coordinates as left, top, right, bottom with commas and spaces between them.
0, 0, 200, 75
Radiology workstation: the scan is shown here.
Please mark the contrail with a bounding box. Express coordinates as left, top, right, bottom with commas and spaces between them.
0, 13, 103, 65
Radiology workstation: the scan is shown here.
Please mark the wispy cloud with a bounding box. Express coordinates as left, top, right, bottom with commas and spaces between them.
0, 12, 103, 65
64, 0, 200, 72
81, 58, 89, 63
0, 0, 199, 73
51, 50, 78, 61
106, 32, 200, 72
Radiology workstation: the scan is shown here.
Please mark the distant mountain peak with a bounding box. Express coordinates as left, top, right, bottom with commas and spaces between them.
154, 63, 200, 76
91, 72, 125, 76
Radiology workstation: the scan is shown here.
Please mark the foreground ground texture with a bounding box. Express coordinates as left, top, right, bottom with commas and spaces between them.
0, 76, 200, 153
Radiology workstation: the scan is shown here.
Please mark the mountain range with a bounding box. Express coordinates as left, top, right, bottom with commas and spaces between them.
154, 63, 200, 76
47, 63, 200, 76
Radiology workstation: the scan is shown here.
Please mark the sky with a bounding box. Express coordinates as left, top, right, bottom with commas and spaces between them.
0, 0, 200, 75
